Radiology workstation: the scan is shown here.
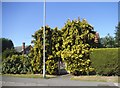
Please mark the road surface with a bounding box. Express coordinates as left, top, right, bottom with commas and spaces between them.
0, 75, 119, 88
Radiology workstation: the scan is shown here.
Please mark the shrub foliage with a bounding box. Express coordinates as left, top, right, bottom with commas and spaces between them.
2, 55, 32, 74
61, 19, 96, 75
90, 48, 119, 76
3, 18, 98, 75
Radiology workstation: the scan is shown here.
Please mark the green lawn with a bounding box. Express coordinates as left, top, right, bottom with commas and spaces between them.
71, 76, 120, 83
2, 74, 57, 79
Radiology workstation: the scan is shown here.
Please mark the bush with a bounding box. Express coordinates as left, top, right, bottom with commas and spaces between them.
30, 26, 62, 75
46, 55, 58, 75
90, 48, 120, 76
2, 55, 32, 74
61, 18, 96, 75
2, 49, 20, 60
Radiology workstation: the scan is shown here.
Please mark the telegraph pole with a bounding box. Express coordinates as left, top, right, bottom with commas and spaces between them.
43, 0, 46, 78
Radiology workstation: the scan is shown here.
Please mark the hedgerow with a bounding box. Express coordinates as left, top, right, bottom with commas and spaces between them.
2, 55, 32, 74
90, 48, 119, 76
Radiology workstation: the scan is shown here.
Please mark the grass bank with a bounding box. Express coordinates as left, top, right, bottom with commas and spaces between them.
71, 76, 119, 83
2, 74, 57, 79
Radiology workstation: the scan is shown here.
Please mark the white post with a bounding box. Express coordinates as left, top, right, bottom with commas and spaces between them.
43, 0, 46, 78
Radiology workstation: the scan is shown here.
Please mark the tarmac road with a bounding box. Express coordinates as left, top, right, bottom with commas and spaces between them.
0, 75, 119, 87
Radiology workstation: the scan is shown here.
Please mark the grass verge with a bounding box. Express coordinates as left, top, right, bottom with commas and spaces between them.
2, 74, 57, 79
71, 76, 120, 83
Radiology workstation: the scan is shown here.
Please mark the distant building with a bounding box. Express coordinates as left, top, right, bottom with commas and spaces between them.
15, 42, 32, 54
94, 32, 100, 43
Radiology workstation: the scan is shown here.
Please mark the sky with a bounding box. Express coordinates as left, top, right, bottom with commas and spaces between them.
118, 2, 120, 22
2, 2, 118, 46
0, 2, 2, 38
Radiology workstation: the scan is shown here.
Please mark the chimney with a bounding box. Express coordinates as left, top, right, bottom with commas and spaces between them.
94, 32, 99, 43
22, 42, 26, 54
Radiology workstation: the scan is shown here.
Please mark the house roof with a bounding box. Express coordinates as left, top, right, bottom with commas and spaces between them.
15, 45, 32, 52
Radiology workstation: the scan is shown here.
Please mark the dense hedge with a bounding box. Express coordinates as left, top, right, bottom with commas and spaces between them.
2, 55, 32, 74
90, 48, 120, 76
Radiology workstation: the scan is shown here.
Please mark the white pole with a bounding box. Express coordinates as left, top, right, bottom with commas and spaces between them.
43, 0, 46, 78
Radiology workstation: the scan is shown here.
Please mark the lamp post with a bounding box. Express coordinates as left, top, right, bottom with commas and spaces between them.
43, 0, 46, 78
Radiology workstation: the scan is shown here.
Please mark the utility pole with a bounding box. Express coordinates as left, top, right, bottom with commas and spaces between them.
43, 0, 46, 78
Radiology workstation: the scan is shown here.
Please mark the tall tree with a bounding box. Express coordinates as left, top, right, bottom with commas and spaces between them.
0, 38, 14, 52
29, 27, 43, 73
29, 18, 98, 75
100, 34, 115, 48
46, 27, 62, 75
29, 26, 62, 74
61, 18, 96, 75
115, 22, 120, 47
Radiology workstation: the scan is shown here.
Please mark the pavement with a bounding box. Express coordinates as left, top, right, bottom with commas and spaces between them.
0, 75, 120, 87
